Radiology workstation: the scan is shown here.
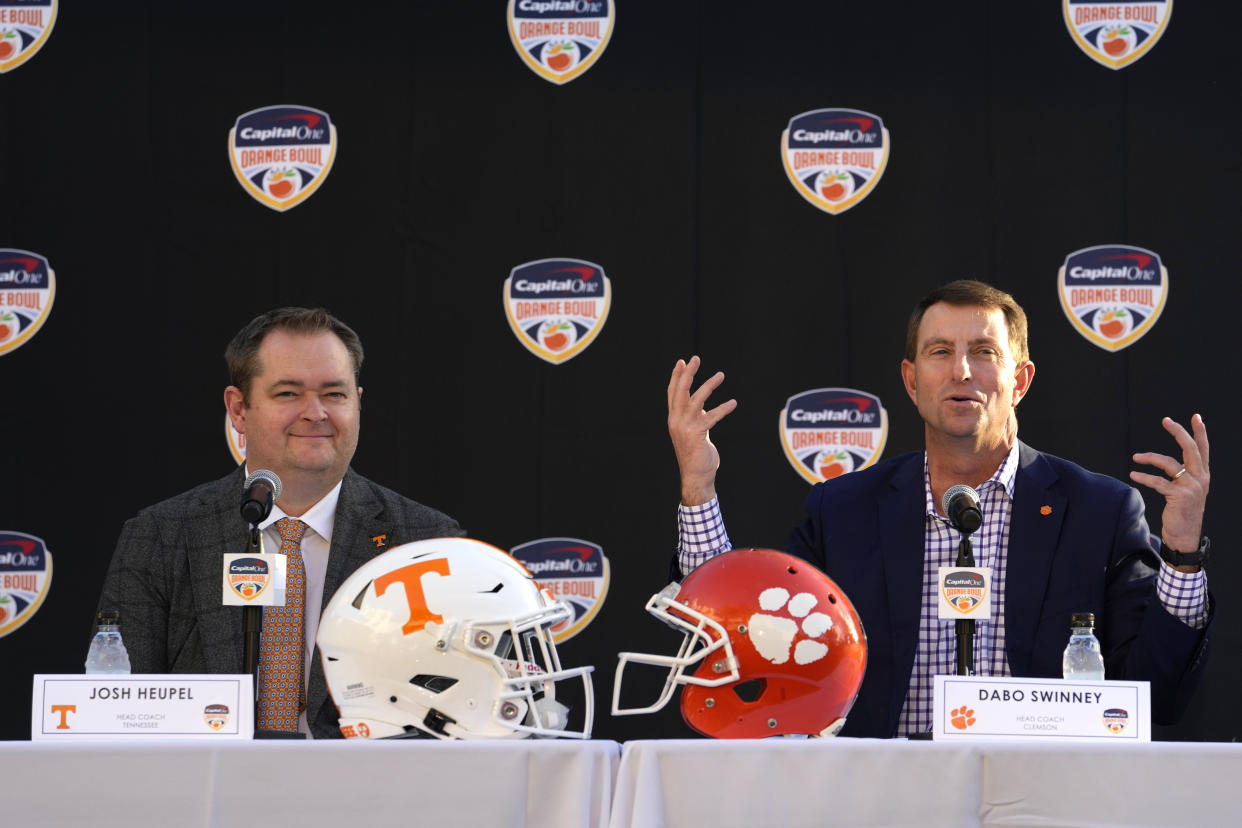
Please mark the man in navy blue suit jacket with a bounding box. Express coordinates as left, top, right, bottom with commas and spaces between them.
667, 280, 1211, 737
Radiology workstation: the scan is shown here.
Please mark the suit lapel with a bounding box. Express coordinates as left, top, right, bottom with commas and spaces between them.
1004, 442, 1065, 676
879, 453, 927, 729
190, 467, 248, 674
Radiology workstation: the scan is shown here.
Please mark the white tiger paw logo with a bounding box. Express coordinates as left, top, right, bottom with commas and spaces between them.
748, 587, 834, 665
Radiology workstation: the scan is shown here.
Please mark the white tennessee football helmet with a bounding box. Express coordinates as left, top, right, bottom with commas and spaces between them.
317, 537, 594, 739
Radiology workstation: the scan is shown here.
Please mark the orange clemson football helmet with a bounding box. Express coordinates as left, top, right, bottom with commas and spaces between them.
613, 548, 866, 738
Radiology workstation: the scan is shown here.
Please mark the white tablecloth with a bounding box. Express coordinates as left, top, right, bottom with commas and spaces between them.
8, 736, 1242, 827
608, 738, 1242, 828
0, 739, 621, 828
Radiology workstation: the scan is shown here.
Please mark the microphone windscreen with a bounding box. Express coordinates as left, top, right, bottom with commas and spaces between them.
940, 483, 979, 518
244, 468, 283, 502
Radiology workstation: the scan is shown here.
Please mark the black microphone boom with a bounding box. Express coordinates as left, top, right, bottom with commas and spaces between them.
240, 469, 283, 526
942, 484, 982, 535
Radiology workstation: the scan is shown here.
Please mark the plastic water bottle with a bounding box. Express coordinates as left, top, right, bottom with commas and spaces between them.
85, 609, 131, 674
1062, 612, 1104, 681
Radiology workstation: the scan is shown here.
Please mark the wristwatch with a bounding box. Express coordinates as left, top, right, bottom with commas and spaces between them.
1159, 535, 1210, 568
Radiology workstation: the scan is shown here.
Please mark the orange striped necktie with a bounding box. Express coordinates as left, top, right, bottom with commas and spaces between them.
257, 517, 309, 732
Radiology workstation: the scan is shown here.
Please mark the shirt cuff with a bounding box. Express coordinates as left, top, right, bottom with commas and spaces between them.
1156, 562, 1209, 630
677, 498, 731, 576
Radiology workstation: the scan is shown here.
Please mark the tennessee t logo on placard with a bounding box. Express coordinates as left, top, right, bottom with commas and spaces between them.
228, 105, 337, 211
508, 0, 614, 85
782, 109, 890, 214
1064, 1, 1171, 69
0, 1, 56, 74
504, 258, 610, 363
0, 249, 55, 357
1058, 244, 1167, 351
779, 388, 888, 484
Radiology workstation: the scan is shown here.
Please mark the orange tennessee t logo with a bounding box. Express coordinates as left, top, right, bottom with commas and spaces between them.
51, 704, 77, 729
374, 558, 451, 635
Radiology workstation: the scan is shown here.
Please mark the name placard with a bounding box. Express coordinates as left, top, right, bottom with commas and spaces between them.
32, 674, 254, 740
932, 675, 1149, 742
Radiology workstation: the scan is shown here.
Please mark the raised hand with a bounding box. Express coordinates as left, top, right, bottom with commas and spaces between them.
1130, 414, 1210, 561
667, 356, 737, 506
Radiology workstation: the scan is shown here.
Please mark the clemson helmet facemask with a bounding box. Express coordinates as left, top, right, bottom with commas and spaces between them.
318, 538, 594, 739
613, 548, 866, 738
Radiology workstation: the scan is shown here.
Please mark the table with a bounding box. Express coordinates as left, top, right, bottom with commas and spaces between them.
0, 739, 620, 828
7, 736, 1242, 827
608, 738, 1242, 828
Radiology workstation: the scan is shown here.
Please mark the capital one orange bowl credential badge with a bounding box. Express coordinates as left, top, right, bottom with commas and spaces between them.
505, 258, 610, 363
0, 531, 53, 638
779, 388, 888, 484
782, 109, 890, 214
1064, 0, 1171, 69
0, 1, 56, 74
508, 0, 614, 85
228, 105, 337, 211
0, 248, 55, 356
510, 538, 609, 643
1059, 244, 1167, 351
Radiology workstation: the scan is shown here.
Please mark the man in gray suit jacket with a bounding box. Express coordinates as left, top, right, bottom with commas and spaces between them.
98, 307, 462, 738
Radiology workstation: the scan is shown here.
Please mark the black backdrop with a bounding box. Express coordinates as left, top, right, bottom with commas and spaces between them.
2, 2, 1239, 742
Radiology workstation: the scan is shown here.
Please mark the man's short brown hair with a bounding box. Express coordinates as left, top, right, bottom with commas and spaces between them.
225, 307, 364, 400
904, 280, 1029, 364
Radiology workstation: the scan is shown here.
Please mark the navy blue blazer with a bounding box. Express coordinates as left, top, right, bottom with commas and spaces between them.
786, 441, 1211, 738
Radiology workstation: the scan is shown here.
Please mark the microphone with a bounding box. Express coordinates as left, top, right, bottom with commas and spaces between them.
240, 469, 282, 525
941, 484, 982, 535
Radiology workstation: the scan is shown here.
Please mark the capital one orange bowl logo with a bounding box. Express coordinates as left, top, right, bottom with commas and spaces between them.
0, 248, 55, 356
204, 703, 231, 731
229, 105, 337, 211
0, 1, 56, 74
226, 415, 246, 464
942, 570, 986, 613
228, 557, 271, 601
0, 531, 53, 638
505, 258, 610, 363
1064, 0, 1171, 69
780, 388, 888, 484
510, 538, 609, 643
782, 109, 890, 214
1059, 244, 1167, 351
508, 0, 614, 85
1102, 707, 1129, 734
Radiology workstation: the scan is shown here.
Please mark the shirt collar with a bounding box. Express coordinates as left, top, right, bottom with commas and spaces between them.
248, 467, 343, 544
922, 442, 1021, 517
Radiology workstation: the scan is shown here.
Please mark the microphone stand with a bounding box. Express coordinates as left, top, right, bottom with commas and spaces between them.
955, 534, 976, 676
243, 524, 263, 717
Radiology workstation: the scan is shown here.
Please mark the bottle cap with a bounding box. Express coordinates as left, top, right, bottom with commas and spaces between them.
1070, 611, 1094, 628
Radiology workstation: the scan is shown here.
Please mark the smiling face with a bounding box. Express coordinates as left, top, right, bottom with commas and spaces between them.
900, 302, 1034, 453
225, 329, 362, 501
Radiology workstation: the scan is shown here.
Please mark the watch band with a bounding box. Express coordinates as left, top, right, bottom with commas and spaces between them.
1159, 535, 1210, 568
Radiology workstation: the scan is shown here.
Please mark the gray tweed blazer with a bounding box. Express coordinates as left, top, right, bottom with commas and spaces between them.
97, 465, 463, 738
